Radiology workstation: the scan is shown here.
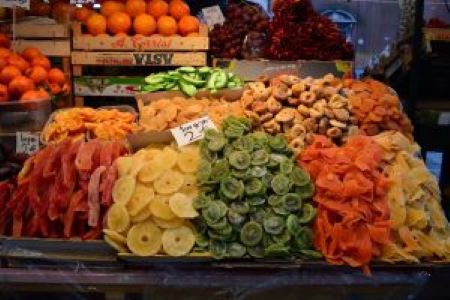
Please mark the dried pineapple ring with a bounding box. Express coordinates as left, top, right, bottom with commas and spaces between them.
112, 176, 136, 205
127, 184, 155, 217
162, 225, 195, 257
107, 203, 130, 233
131, 206, 152, 224
103, 229, 127, 245
127, 221, 162, 256
137, 159, 165, 183
159, 147, 179, 170
169, 193, 199, 219
150, 196, 177, 220
116, 156, 133, 177
153, 170, 184, 195
179, 174, 198, 198
177, 147, 200, 173
105, 235, 129, 253
153, 216, 184, 229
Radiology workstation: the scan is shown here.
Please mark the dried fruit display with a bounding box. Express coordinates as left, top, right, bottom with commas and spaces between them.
42, 107, 138, 143
344, 79, 413, 139
373, 131, 450, 262
241, 74, 358, 153
194, 116, 319, 259
299, 135, 391, 273
138, 96, 244, 132
0, 42, 69, 102
265, 0, 354, 61
0, 142, 29, 181
210, 2, 269, 59
80, 0, 201, 36
0, 139, 128, 239
104, 144, 199, 256
142, 67, 243, 96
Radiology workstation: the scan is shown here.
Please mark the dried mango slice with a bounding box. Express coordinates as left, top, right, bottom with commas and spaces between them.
162, 225, 196, 256
127, 221, 162, 256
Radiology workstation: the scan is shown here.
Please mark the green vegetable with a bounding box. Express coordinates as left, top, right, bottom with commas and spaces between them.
179, 81, 197, 97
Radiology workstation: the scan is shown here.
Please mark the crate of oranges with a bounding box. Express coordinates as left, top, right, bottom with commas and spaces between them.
72, 0, 209, 51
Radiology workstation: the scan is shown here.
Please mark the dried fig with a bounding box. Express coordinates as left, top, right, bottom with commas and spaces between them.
267, 96, 283, 114
279, 74, 301, 86
275, 108, 296, 123
263, 119, 281, 134
297, 104, 310, 116
252, 101, 268, 114
299, 91, 316, 105
326, 127, 342, 138
272, 83, 292, 100
290, 123, 306, 137
260, 112, 274, 123
292, 82, 306, 96
332, 108, 350, 122
287, 97, 300, 106
329, 119, 347, 128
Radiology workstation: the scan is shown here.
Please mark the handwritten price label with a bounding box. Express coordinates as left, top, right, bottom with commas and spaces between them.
201, 5, 225, 29
16, 132, 40, 155
171, 116, 217, 147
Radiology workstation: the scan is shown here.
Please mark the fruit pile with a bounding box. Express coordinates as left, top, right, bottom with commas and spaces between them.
193, 116, 319, 259
77, 0, 201, 37
0, 139, 128, 239
41, 107, 138, 144
142, 67, 243, 96
210, 2, 269, 59
0, 35, 69, 103
105, 144, 200, 256
373, 131, 450, 263
265, 0, 354, 60
138, 96, 243, 132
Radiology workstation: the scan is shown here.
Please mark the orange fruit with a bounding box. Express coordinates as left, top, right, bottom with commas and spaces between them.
126, 0, 146, 17
8, 75, 35, 98
20, 89, 50, 101
133, 13, 156, 36
0, 65, 21, 84
49, 83, 62, 95
0, 84, 9, 102
107, 12, 132, 34
21, 47, 43, 62
100, 1, 125, 17
157, 15, 177, 36
31, 56, 51, 71
0, 57, 7, 70
178, 15, 199, 36
8, 54, 30, 72
0, 48, 11, 59
47, 68, 66, 85
86, 13, 107, 36
0, 33, 10, 49
28, 66, 48, 84
74, 6, 94, 23
169, 0, 190, 20
147, 0, 168, 18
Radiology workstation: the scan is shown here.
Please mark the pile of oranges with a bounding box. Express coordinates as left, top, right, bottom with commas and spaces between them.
75, 0, 200, 37
0, 34, 69, 103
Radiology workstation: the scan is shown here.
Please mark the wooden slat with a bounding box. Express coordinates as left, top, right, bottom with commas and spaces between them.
12, 40, 71, 57
72, 51, 207, 66
15, 23, 70, 38
73, 22, 209, 51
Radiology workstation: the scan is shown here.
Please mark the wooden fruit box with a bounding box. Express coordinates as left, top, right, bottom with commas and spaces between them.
424, 28, 450, 53
72, 22, 209, 51
0, 17, 70, 39
212, 59, 354, 81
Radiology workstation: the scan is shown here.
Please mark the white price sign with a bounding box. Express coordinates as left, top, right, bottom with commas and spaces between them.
201, 5, 225, 29
171, 116, 217, 147
0, 0, 30, 9
16, 132, 40, 154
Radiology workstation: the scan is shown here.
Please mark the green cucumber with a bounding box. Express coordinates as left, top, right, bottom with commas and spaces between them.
178, 66, 197, 73
164, 81, 177, 90
214, 71, 228, 89
179, 81, 197, 96
207, 72, 218, 90
199, 67, 212, 74
142, 84, 164, 92
182, 74, 206, 87
144, 75, 165, 85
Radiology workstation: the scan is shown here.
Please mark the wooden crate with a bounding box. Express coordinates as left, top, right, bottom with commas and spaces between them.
72, 23, 209, 107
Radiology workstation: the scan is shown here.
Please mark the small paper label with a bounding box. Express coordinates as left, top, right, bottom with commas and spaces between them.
0, 0, 30, 9
171, 116, 217, 147
202, 5, 225, 29
16, 132, 40, 154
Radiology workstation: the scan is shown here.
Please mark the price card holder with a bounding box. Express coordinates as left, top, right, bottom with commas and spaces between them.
0, 0, 29, 9
16, 131, 40, 154
171, 116, 217, 147
201, 5, 225, 29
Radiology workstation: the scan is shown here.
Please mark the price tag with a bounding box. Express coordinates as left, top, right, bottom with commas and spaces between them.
201, 5, 225, 29
16, 132, 40, 154
0, 0, 30, 9
171, 116, 217, 147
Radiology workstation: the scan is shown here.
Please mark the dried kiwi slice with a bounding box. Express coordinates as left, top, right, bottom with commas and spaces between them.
228, 151, 251, 170
272, 229, 291, 244
210, 240, 228, 259
233, 136, 254, 152
280, 158, 294, 174
294, 226, 313, 250
208, 136, 227, 152
295, 182, 315, 199
247, 244, 264, 258
193, 193, 212, 210
298, 203, 316, 224
251, 149, 270, 166
195, 233, 209, 248
268, 195, 282, 207
240, 221, 263, 246
220, 177, 244, 200
282, 193, 302, 212
248, 166, 267, 178
250, 208, 266, 224
230, 201, 250, 214
290, 167, 310, 187
263, 216, 285, 235
286, 214, 300, 235
271, 174, 290, 195
300, 249, 323, 259
249, 132, 269, 149
264, 243, 290, 258
197, 161, 212, 184
203, 201, 228, 224
269, 134, 288, 152
228, 242, 247, 258
245, 178, 264, 196
204, 128, 222, 141
268, 153, 285, 168
247, 196, 266, 207
210, 159, 230, 182
228, 209, 246, 226
272, 205, 290, 216
207, 217, 228, 230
